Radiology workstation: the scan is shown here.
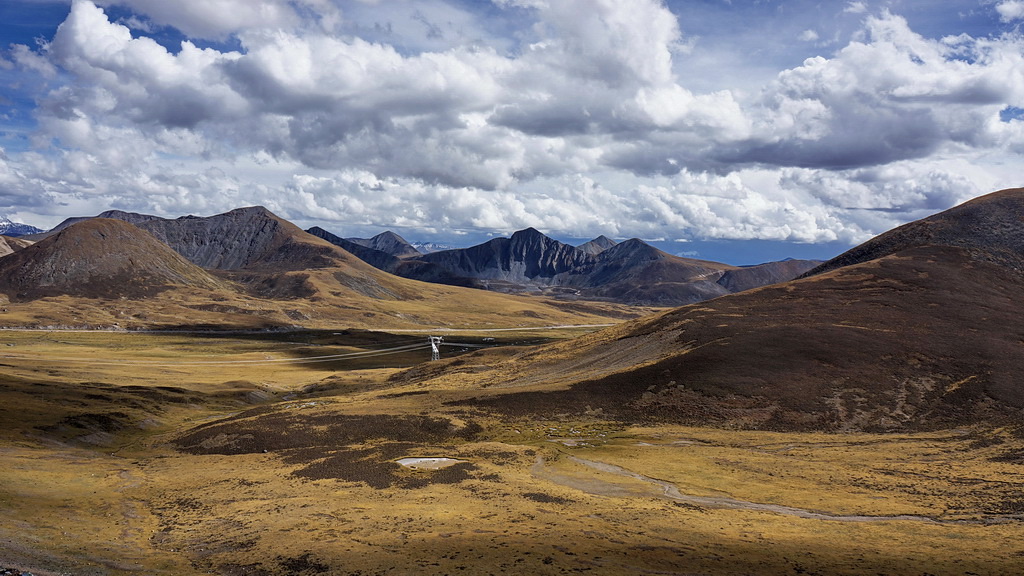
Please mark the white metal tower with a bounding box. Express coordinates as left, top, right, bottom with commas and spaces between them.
428, 336, 443, 361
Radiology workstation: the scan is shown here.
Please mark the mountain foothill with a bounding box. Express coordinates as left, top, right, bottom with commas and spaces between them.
392, 187, 1024, 433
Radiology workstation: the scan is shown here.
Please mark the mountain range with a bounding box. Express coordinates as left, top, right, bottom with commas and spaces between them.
397, 187, 1024, 432
0, 207, 649, 330
310, 226, 820, 306
11, 207, 820, 308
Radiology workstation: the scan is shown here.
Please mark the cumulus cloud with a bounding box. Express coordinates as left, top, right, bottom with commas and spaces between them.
94, 0, 307, 40
737, 11, 1024, 176
2, 0, 1023, 252
997, 1, 1024, 23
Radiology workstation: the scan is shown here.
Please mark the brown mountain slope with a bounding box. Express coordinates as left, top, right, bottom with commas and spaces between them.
0, 219, 226, 300
134, 206, 347, 272
53, 206, 427, 302
0, 235, 33, 257
717, 259, 821, 293
403, 189, 1024, 432
576, 239, 738, 305
803, 187, 1024, 277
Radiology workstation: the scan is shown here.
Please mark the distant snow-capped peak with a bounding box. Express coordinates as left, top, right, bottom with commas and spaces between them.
0, 216, 42, 236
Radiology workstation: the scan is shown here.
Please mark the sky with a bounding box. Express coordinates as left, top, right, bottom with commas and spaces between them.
2, 0, 1024, 263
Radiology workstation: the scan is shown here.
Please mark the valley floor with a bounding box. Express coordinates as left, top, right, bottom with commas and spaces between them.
1, 330, 1022, 575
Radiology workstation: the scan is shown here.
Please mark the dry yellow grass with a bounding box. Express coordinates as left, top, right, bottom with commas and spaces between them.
2, 330, 1024, 575
0, 272, 650, 332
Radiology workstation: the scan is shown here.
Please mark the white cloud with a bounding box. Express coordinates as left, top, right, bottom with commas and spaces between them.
2, 0, 1024, 254
997, 1, 1024, 23
799, 29, 819, 42
742, 12, 1024, 171
94, 0, 302, 40
845, 2, 868, 14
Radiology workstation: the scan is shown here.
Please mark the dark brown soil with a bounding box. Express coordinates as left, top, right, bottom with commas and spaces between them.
175, 411, 482, 456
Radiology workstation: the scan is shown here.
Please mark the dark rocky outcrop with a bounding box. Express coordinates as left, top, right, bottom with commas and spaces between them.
419, 228, 593, 284
130, 206, 343, 271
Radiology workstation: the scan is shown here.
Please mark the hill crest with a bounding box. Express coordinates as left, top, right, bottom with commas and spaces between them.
804, 187, 1024, 277
0, 218, 225, 300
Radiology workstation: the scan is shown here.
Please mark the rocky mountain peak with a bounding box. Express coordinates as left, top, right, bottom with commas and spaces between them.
367, 231, 421, 259
578, 235, 618, 255
506, 228, 592, 278
0, 216, 43, 237
598, 238, 665, 262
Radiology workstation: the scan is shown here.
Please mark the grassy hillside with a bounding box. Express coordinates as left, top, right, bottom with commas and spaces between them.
1, 330, 1023, 575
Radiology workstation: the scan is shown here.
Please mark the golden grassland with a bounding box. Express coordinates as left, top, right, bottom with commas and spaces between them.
0, 274, 653, 332
2, 330, 1024, 575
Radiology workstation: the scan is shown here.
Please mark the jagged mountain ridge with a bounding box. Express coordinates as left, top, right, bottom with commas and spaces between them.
315, 225, 818, 306
31, 206, 817, 307
411, 188, 1024, 432
419, 228, 594, 284
33, 207, 421, 302
42, 207, 348, 271
0, 209, 633, 330
129, 206, 347, 271
307, 226, 402, 271
307, 227, 480, 288
417, 229, 819, 303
